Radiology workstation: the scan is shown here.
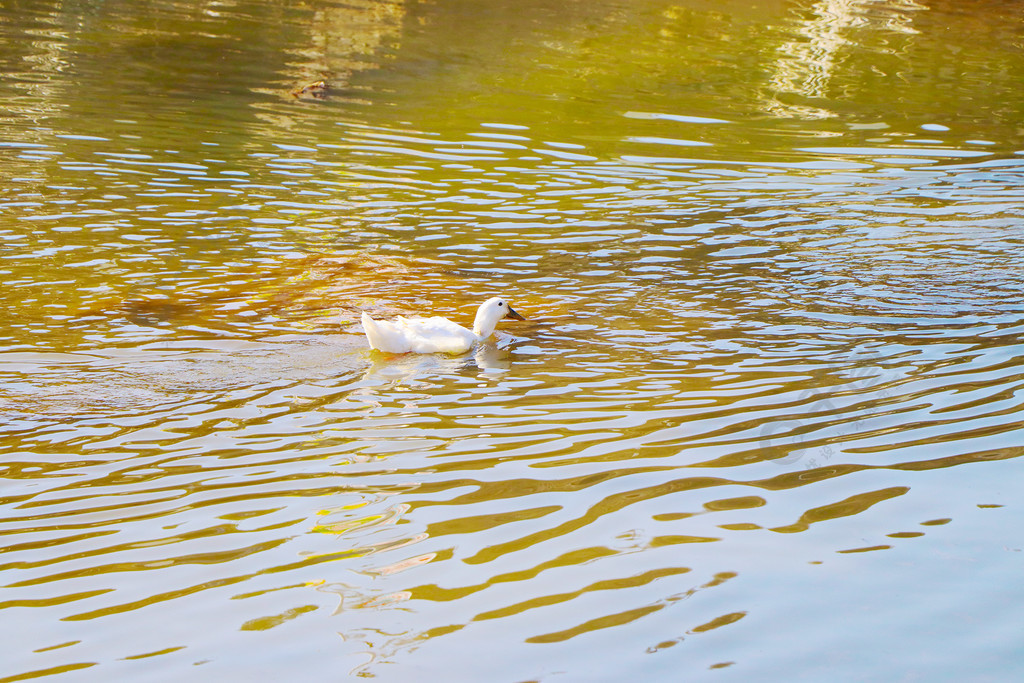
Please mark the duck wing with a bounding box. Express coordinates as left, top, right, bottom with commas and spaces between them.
397, 316, 478, 354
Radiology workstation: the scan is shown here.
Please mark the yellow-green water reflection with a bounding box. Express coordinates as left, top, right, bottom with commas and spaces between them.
2, 0, 1024, 680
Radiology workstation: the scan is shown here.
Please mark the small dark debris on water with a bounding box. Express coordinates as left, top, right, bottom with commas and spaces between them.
292, 81, 330, 99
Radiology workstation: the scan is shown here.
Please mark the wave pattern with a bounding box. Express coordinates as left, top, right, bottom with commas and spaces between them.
4, 2, 1024, 680
4, 125, 1024, 679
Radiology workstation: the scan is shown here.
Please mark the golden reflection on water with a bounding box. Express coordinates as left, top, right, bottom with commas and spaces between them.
3, 0, 1024, 680
765, 0, 924, 118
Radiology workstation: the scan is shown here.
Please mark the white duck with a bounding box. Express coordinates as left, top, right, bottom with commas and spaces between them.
361, 297, 526, 354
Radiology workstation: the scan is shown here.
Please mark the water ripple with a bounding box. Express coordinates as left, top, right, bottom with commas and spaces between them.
4, 2, 1024, 677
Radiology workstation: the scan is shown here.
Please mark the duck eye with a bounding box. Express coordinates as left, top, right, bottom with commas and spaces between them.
498, 301, 504, 307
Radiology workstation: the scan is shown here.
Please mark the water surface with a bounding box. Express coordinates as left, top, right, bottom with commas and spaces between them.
3, 0, 1024, 680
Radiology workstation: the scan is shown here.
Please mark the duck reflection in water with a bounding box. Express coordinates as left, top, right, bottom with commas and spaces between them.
361, 337, 515, 388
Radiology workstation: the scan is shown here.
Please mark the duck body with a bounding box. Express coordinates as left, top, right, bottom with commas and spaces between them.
361, 314, 479, 354
362, 297, 525, 354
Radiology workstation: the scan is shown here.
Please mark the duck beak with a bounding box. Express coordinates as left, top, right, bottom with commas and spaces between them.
506, 306, 526, 321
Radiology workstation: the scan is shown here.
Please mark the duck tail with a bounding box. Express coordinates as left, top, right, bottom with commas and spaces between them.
361, 312, 387, 351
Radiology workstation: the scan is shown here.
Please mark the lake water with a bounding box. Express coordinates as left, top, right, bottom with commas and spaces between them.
3, 0, 1024, 680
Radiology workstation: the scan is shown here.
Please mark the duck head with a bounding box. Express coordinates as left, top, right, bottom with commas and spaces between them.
472, 296, 525, 337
